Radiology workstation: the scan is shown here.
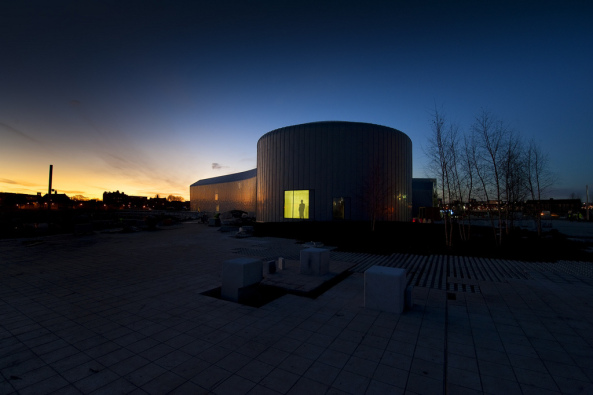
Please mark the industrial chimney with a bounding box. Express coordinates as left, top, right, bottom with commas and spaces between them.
48, 165, 53, 196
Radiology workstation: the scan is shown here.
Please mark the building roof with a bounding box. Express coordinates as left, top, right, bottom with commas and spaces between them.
190, 168, 257, 187
259, 121, 406, 143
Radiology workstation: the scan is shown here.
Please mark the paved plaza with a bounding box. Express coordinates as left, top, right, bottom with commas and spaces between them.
1, 223, 593, 394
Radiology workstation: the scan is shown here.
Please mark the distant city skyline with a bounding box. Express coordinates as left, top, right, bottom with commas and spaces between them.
1, 1, 592, 200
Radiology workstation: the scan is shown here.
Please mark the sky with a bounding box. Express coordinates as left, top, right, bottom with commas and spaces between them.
1, 1, 592, 201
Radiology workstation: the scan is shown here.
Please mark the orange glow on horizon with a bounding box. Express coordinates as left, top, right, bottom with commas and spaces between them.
1, 167, 190, 201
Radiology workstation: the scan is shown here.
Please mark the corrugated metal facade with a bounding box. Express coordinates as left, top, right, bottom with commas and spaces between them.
256, 121, 412, 222
190, 169, 256, 214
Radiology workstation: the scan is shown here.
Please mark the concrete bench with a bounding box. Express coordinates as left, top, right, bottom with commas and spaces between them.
221, 258, 263, 302
300, 248, 329, 275
364, 266, 406, 314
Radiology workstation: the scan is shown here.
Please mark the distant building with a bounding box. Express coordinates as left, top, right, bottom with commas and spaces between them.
148, 196, 167, 210
0, 192, 83, 210
190, 169, 257, 215
190, 121, 413, 222
103, 191, 127, 206
43, 192, 72, 209
411, 178, 437, 218
103, 191, 148, 209
0, 192, 40, 210
525, 198, 581, 217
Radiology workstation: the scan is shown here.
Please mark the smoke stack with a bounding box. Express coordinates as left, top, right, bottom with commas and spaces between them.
48, 165, 53, 196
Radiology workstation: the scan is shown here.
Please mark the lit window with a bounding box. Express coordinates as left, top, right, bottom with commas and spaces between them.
333, 197, 345, 220
215, 193, 218, 201
284, 190, 309, 219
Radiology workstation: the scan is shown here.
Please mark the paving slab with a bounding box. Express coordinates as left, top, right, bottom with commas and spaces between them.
1, 223, 592, 394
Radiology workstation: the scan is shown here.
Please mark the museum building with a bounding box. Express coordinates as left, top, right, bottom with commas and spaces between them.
190, 121, 413, 222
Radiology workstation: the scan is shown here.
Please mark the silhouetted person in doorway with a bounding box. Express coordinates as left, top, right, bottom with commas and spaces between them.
299, 200, 305, 219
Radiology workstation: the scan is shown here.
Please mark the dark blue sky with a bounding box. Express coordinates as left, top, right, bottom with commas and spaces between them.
1, 1, 592, 199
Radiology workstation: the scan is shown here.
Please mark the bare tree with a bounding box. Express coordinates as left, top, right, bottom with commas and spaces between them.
501, 130, 525, 234
426, 108, 454, 246
471, 110, 508, 246
445, 122, 472, 242
167, 195, 185, 202
524, 139, 554, 236
458, 133, 477, 241
426, 107, 557, 246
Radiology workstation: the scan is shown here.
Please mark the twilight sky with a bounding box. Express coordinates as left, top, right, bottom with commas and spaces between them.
1, 1, 592, 200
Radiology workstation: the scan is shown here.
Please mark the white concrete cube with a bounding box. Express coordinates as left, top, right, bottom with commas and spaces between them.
221, 258, 263, 302
364, 266, 406, 314
300, 248, 329, 275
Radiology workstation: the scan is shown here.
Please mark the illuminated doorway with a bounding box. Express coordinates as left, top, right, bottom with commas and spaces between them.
284, 190, 309, 219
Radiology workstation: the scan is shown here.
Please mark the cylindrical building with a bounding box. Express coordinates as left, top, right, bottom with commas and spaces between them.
256, 121, 412, 222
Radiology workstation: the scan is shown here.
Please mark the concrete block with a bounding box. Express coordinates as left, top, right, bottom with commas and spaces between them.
300, 248, 329, 275
222, 258, 263, 302
364, 266, 406, 314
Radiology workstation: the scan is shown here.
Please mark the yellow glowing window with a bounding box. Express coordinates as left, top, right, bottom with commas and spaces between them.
284, 190, 309, 219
